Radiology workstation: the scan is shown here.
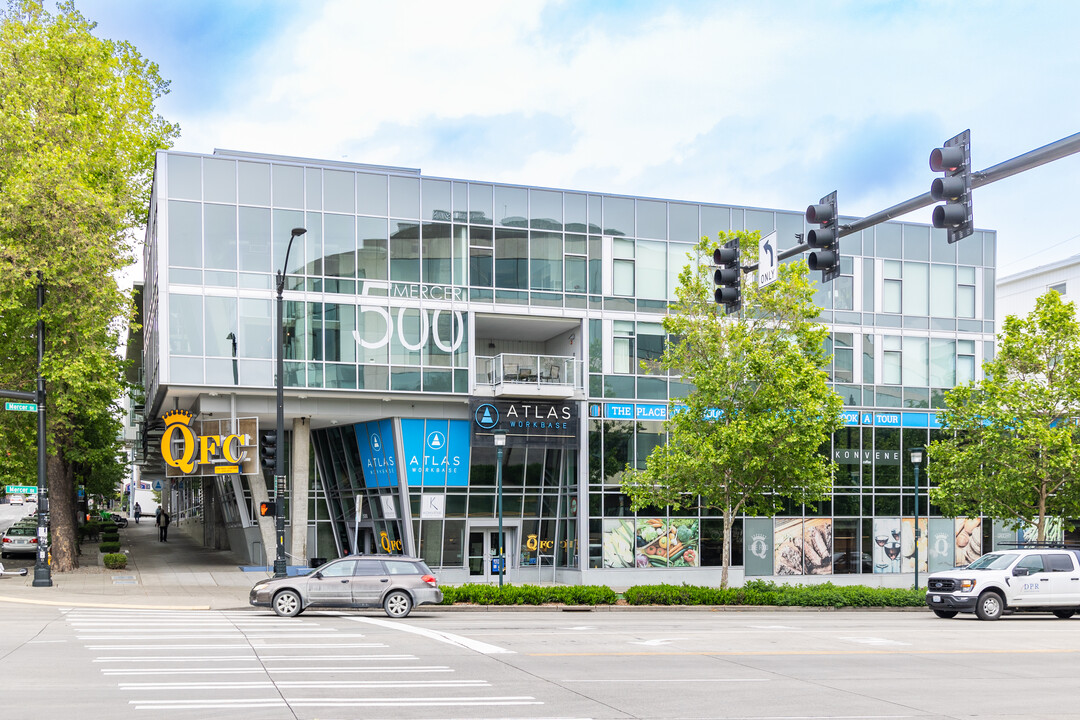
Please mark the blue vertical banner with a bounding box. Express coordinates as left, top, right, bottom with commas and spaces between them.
401, 418, 471, 487
354, 420, 399, 488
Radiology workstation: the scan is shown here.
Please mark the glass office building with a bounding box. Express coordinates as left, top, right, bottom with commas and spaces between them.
134, 148, 1000, 586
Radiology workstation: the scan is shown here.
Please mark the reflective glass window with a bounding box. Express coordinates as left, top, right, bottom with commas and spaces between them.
902, 262, 929, 316
530, 189, 562, 230
636, 240, 666, 300
305, 167, 322, 210
700, 205, 729, 239
204, 205, 237, 270
238, 206, 271, 273
883, 335, 902, 384
669, 203, 698, 243
204, 296, 238, 358
930, 338, 955, 387
167, 155, 201, 200
613, 259, 634, 296
602, 196, 633, 237
272, 164, 303, 208
469, 183, 493, 225
203, 158, 236, 203
323, 303, 355, 363
357, 172, 387, 216
883, 260, 902, 313
304, 212, 323, 277
469, 226, 493, 287
903, 225, 929, 260
565, 192, 586, 232
930, 264, 956, 318
273, 209, 306, 276
357, 217, 388, 281
422, 222, 452, 285
495, 185, 527, 227
389, 221, 420, 282
637, 200, 666, 239
903, 336, 929, 386
422, 178, 451, 222
390, 176, 420, 219
238, 161, 270, 205
324, 214, 356, 279
495, 228, 528, 289
169, 293, 203, 355
530, 231, 562, 290
168, 200, 202, 268
239, 298, 272, 359
324, 170, 355, 214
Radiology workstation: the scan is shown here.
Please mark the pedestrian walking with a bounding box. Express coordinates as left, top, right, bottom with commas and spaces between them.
134, 502, 142, 524
156, 509, 170, 542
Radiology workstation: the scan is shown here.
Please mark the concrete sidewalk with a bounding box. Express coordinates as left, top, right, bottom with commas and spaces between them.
0, 519, 271, 610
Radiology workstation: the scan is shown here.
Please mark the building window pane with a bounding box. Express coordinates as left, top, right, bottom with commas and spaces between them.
636, 240, 666, 300
883, 335, 902, 385
324, 214, 356, 279
204, 204, 237, 270
390, 221, 420, 283
272, 164, 303, 208
357, 217, 388, 282
495, 228, 528, 289
613, 259, 634, 296
903, 336, 929, 386
238, 206, 271, 273
422, 222, 453, 285
356, 172, 387, 216
930, 338, 955, 387
167, 155, 201, 200
168, 200, 202, 268
902, 262, 928, 316
239, 298, 272, 359
169, 293, 203, 355
495, 185, 527, 227
958, 285, 975, 318
237, 161, 270, 206
204, 158, 236, 203
930, 264, 955, 318
422, 178, 451, 221
530, 231, 562, 290
389, 176, 420, 219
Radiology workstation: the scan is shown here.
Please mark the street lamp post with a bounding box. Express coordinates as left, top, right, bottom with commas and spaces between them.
910, 447, 924, 590
274, 227, 307, 578
493, 429, 507, 587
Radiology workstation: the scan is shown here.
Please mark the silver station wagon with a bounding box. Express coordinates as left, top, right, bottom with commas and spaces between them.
250, 555, 443, 618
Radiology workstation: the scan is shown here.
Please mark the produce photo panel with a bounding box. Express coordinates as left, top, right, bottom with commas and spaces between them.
954, 517, 982, 567
602, 519, 635, 568
774, 518, 805, 575
803, 519, 833, 575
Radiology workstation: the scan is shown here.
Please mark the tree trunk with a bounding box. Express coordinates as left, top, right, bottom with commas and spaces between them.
48, 455, 79, 572
720, 507, 732, 589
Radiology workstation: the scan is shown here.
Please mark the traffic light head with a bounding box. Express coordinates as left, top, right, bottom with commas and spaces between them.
712, 239, 741, 314
260, 430, 278, 474
930, 130, 973, 244
806, 191, 839, 282
259, 501, 276, 517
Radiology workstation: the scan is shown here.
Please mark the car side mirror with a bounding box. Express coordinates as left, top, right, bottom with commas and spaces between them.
313, 571, 323, 579
1012, 566, 1030, 577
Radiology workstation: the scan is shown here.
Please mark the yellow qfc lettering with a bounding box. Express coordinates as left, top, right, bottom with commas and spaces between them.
160, 410, 197, 474
380, 531, 403, 553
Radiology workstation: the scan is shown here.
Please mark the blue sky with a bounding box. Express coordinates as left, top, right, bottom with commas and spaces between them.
76, 0, 1080, 277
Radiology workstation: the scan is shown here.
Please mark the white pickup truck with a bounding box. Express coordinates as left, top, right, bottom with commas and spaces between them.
925, 548, 1080, 621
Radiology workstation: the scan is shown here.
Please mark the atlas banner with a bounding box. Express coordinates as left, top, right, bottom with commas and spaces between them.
470, 399, 578, 449
400, 418, 471, 486
743, 517, 774, 577
928, 517, 956, 572
161, 411, 259, 477
353, 419, 399, 488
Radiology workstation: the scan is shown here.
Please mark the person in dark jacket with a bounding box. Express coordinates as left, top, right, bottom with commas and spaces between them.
156, 509, 170, 542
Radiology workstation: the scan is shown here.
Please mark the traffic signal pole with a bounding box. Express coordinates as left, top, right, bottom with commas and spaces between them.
744, 130, 1080, 273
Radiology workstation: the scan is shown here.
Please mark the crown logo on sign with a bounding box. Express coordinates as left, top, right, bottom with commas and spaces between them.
161, 409, 194, 426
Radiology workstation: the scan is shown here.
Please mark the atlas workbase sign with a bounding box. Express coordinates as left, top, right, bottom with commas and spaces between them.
470, 400, 578, 449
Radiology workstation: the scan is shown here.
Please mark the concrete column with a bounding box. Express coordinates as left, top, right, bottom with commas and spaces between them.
290, 417, 311, 566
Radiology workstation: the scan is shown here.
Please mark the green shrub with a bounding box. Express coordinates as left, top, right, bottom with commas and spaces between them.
441, 583, 618, 606
99, 541, 121, 553
622, 581, 923, 608
102, 553, 128, 569
101, 533, 120, 543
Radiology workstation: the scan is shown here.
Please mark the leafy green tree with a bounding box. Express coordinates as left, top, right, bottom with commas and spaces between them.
621, 232, 844, 587
929, 290, 1080, 542
0, 0, 177, 570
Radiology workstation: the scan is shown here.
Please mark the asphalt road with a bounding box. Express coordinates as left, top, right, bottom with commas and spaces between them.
1, 603, 1079, 719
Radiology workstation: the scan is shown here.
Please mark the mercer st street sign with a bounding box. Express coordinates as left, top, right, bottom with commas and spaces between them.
4, 401, 37, 412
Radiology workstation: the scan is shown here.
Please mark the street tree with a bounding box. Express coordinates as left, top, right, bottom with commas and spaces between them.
928, 290, 1080, 542
0, 0, 177, 570
621, 232, 844, 587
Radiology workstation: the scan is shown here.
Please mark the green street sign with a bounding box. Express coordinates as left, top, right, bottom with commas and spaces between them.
5, 485, 36, 494
4, 401, 37, 412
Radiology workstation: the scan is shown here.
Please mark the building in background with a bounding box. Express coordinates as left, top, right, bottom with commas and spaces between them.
127, 149, 1000, 586
995, 254, 1078, 335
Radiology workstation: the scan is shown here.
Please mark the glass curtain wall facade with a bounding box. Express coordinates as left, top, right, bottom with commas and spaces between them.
142, 149, 997, 583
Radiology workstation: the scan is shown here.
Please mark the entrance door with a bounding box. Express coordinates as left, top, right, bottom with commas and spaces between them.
468, 529, 512, 581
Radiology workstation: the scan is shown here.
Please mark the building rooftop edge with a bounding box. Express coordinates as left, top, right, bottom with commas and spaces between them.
998, 253, 1080, 285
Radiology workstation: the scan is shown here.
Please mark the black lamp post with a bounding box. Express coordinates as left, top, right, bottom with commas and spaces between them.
493, 429, 507, 587
273, 227, 306, 578
910, 447, 924, 590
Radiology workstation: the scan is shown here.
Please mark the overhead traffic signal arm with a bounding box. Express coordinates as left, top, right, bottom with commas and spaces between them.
806, 191, 840, 282
713, 239, 742, 314
930, 129, 973, 244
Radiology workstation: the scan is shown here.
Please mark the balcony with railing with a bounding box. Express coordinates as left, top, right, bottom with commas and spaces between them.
473, 353, 583, 398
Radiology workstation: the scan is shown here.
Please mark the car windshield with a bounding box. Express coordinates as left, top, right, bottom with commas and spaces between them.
966, 553, 1017, 570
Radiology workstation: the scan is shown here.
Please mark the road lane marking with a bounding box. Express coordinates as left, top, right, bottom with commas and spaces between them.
118, 680, 490, 690
130, 696, 543, 710
94, 654, 409, 662
530, 648, 1080, 657
345, 616, 515, 654
101, 666, 453, 675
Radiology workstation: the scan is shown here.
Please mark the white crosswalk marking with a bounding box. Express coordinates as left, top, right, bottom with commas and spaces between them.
65, 608, 544, 715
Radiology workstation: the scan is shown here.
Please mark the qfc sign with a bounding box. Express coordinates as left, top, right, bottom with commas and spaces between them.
160, 410, 249, 476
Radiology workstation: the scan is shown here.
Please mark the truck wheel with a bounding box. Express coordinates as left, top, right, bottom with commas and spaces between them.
1052, 610, 1076, 619
383, 590, 413, 618
272, 589, 303, 617
975, 591, 1004, 621
932, 609, 958, 619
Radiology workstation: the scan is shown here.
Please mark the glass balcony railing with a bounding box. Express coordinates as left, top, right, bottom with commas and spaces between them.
474, 354, 582, 391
